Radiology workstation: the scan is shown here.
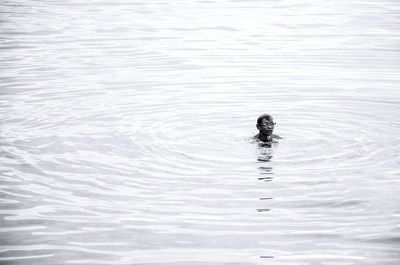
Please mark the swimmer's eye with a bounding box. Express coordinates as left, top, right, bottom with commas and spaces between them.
261, 122, 276, 126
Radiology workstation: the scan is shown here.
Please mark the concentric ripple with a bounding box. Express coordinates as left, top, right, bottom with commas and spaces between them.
1, 0, 400, 265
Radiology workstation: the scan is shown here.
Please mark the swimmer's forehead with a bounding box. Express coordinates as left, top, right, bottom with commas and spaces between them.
261, 117, 273, 123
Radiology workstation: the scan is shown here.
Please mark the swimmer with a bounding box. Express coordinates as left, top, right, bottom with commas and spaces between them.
254, 113, 282, 143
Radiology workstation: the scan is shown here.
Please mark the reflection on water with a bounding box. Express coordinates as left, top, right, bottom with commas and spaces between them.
255, 145, 273, 221
1, 0, 400, 264
257, 144, 275, 180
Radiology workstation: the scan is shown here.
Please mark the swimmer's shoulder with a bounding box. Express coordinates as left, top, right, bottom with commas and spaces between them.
253, 134, 282, 142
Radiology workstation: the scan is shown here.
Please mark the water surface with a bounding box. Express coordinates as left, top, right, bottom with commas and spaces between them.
1, 0, 400, 264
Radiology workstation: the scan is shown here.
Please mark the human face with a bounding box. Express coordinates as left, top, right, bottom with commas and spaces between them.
258, 118, 275, 135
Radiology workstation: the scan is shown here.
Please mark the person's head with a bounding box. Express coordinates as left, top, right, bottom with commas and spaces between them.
256, 114, 275, 136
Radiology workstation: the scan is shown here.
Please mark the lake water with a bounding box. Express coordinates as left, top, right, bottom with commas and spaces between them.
1, 0, 400, 264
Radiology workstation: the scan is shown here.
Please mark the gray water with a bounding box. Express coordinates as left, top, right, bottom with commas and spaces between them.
1, 0, 400, 264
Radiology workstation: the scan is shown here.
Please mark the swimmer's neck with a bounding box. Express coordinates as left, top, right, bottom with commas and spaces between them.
258, 132, 273, 142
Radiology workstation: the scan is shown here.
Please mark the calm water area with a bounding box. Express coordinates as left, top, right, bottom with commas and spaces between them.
1, 0, 400, 264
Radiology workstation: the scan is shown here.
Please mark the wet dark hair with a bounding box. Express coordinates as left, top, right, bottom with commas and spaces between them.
257, 114, 273, 125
